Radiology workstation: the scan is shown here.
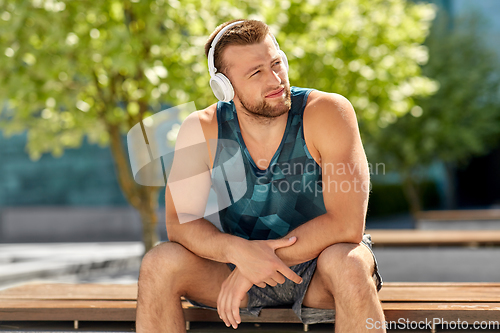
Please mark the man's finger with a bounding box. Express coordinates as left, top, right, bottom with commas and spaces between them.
218, 286, 230, 327
268, 236, 297, 250
217, 286, 222, 319
264, 279, 278, 287
219, 301, 230, 327
225, 289, 237, 329
278, 264, 303, 284
231, 291, 242, 328
272, 272, 286, 285
222, 298, 231, 327
256, 282, 267, 288
233, 304, 241, 327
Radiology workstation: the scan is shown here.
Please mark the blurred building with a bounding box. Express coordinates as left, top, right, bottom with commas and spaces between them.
0, 133, 167, 243
0, 133, 127, 207
436, 0, 500, 209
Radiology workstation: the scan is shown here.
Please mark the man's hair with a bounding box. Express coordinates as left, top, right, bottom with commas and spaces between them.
204, 19, 270, 75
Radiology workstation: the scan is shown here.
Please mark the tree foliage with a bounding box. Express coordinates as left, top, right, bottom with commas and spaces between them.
0, 0, 437, 155
274, 0, 438, 136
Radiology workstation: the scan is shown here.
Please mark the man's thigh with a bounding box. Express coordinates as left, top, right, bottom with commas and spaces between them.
149, 241, 247, 308
301, 242, 375, 309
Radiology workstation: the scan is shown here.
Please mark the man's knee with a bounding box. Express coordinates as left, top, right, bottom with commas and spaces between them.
139, 241, 191, 285
317, 242, 375, 291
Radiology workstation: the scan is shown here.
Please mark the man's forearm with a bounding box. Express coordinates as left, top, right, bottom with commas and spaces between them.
275, 213, 364, 266
167, 217, 246, 264
167, 212, 363, 269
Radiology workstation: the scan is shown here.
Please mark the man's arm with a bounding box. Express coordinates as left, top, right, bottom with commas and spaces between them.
166, 110, 241, 263
275, 92, 368, 266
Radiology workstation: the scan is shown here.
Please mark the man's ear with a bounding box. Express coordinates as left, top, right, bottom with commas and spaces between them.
221, 67, 232, 81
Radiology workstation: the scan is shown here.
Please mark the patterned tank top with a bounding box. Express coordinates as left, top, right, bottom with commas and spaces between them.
210, 86, 326, 240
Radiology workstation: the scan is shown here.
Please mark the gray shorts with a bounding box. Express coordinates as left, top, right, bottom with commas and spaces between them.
186, 234, 383, 325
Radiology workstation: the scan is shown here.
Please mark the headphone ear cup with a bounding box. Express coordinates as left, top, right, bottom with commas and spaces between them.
279, 50, 289, 72
210, 73, 234, 102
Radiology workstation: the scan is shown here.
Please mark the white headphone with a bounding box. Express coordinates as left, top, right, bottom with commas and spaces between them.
208, 20, 289, 102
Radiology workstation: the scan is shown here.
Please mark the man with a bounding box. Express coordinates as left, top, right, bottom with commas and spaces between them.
136, 19, 385, 332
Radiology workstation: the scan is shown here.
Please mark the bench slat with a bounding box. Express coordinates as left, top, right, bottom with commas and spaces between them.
2, 300, 500, 323
0, 300, 299, 322
0, 300, 136, 321
2, 283, 500, 302
0, 283, 137, 300
1, 283, 500, 324
381, 282, 500, 287
379, 284, 500, 302
415, 209, 500, 221
383, 303, 500, 323
367, 229, 500, 246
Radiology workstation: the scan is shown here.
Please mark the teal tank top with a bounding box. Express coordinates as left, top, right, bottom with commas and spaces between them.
211, 86, 326, 240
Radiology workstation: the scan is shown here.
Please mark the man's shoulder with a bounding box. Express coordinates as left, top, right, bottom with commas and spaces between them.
196, 103, 218, 125
182, 103, 217, 127
179, 103, 218, 142
304, 89, 356, 125
305, 89, 352, 111
302, 89, 359, 150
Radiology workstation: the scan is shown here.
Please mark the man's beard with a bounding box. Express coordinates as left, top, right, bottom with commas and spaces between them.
236, 84, 292, 119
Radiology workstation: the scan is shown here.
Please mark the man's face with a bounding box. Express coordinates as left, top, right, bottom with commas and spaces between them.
222, 35, 291, 118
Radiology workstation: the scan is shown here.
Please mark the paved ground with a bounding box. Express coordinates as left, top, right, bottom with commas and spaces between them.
0, 242, 143, 290
376, 246, 500, 282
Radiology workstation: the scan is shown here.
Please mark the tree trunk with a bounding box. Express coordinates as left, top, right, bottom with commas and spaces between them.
402, 173, 422, 217
138, 186, 160, 252
107, 123, 161, 254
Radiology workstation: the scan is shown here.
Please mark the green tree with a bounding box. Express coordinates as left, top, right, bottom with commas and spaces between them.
369, 10, 500, 214
271, 0, 438, 137
0, 0, 436, 252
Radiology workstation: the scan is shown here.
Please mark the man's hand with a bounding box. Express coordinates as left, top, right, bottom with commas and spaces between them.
217, 267, 253, 329
231, 236, 303, 288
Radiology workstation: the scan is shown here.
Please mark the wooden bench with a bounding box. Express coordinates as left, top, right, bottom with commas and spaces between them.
415, 209, 500, 230
416, 209, 500, 221
1, 282, 499, 332
367, 229, 500, 247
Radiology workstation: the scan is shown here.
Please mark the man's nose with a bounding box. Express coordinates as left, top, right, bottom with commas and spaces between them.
267, 67, 282, 86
